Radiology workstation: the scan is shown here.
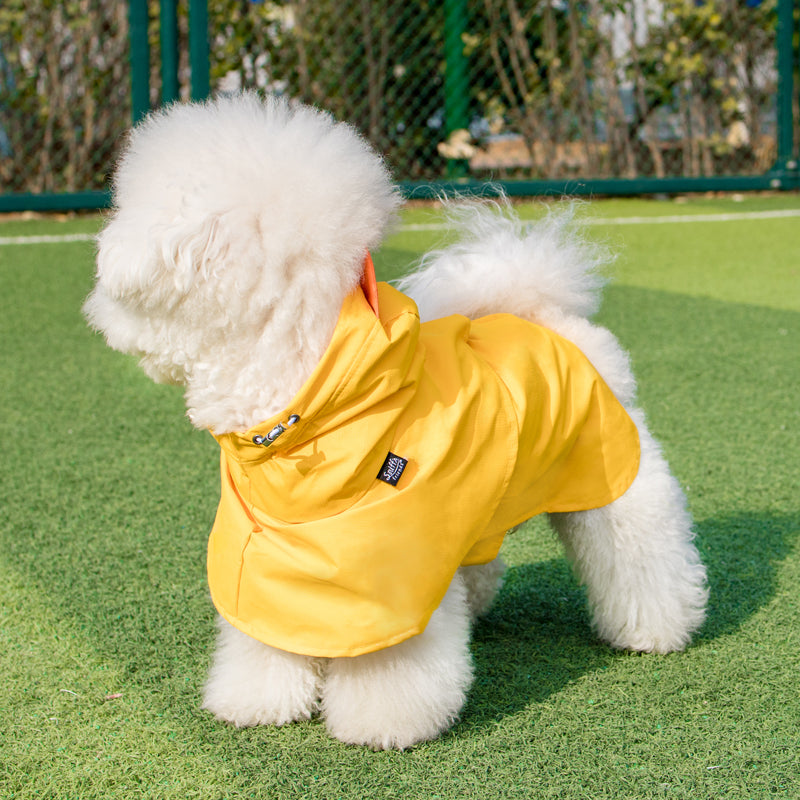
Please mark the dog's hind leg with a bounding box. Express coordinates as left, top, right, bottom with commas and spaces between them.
458, 557, 507, 620
320, 572, 474, 750
549, 411, 708, 654
201, 616, 322, 727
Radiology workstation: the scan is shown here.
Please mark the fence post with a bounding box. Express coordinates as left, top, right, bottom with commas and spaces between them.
129, 0, 150, 123
189, 0, 210, 101
775, 0, 795, 158
444, 0, 469, 179
774, 0, 799, 189
160, 0, 180, 104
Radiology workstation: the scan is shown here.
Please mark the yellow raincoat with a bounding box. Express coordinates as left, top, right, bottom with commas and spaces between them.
209, 282, 640, 657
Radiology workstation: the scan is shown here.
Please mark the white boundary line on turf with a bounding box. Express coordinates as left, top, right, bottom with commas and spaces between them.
584, 208, 800, 226
0, 208, 798, 244
399, 208, 800, 231
0, 232, 95, 246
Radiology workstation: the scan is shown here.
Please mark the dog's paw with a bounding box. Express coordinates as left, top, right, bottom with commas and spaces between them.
320, 575, 474, 749
322, 697, 461, 751
321, 651, 471, 750
201, 618, 322, 727
597, 578, 709, 655
202, 661, 320, 728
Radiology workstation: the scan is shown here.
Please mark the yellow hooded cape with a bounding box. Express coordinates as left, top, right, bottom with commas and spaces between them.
209, 283, 640, 657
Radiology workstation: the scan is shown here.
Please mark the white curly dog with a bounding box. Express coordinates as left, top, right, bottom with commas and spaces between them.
84, 92, 707, 750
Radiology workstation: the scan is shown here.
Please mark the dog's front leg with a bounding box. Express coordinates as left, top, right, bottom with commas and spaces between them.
202, 616, 323, 727
320, 572, 474, 750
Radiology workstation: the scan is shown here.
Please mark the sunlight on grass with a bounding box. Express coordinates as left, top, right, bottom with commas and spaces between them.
1, 196, 798, 799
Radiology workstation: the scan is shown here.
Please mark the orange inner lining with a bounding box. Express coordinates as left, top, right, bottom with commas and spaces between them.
360, 252, 380, 317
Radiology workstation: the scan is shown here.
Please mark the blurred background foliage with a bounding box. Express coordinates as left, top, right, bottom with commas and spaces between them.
0, 0, 789, 195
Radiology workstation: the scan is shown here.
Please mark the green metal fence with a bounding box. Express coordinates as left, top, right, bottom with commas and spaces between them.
1, 0, 798, 213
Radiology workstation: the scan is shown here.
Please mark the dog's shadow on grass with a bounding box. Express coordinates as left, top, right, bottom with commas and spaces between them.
693, 512, 800, 640
461, 557, 609, 729
459, 511, 799, 731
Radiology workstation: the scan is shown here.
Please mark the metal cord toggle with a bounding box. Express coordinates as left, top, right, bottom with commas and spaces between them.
252, 414, 300, 446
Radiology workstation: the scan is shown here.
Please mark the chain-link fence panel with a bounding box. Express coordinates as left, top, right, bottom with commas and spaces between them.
0, 1, 132, 195
206, 0, 451, 182
207, 0, 785, 184
0, 0, 795, 204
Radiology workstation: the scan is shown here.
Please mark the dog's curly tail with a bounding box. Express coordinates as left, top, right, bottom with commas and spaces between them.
395, 197, 612, 325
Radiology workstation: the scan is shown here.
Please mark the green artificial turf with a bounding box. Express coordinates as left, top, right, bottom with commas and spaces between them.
1, 195, 798, 799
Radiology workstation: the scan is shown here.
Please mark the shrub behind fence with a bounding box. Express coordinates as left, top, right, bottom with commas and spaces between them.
0, 2, 130, 196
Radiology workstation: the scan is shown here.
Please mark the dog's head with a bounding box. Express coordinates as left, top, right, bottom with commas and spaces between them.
84, 93, 401, 390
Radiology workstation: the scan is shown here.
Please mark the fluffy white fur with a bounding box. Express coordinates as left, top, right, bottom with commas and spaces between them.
85, 92, 708, 750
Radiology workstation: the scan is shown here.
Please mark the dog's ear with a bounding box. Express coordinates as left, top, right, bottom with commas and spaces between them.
157, 213, 223, 294
96, 211, 222, 302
